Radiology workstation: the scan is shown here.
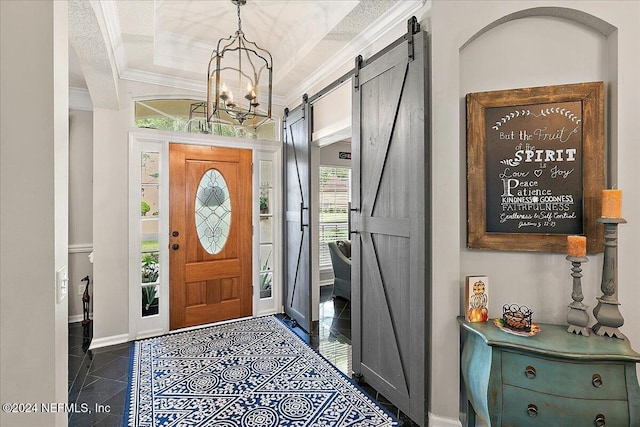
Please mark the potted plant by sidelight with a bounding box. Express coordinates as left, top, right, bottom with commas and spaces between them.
141, 253, 159, 315
142, 285, 158, 316
141, 253, 159, 283
259, 196, 269, 214
259, 274, 272, 299
141, 201, 151, 216
259, 251, 272, 298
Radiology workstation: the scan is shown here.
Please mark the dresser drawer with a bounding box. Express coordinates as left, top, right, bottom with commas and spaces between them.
502, 385, 629, 426
501, 351, 627, 400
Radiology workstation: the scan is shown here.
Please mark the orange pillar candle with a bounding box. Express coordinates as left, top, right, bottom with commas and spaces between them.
601, 189, 622, 218
567, 235, 587, 257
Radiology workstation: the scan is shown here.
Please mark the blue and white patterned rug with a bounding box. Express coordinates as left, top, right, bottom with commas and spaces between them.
125, 316, 399, 426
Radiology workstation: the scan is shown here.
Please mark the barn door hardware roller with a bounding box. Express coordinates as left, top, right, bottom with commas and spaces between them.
407, 16, 420, 62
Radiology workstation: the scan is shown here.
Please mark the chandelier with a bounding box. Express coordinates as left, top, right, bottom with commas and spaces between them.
207, 0, 273, 127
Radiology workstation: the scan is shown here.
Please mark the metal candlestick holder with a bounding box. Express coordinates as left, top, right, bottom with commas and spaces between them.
566, 256, 589, 336
592, 217, 627, 338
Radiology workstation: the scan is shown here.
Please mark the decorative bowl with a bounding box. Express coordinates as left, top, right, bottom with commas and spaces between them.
502, 304, 533, 332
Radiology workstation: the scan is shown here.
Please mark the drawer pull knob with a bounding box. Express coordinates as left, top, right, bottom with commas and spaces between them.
592, 374, 603, 388
526, 404, 538, 417
594, 414, 605, 426
524, 366, 536, 379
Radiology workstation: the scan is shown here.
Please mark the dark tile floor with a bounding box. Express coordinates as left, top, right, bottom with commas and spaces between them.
68, 285, 418, 426
68, 322, 130, 426
316, 284, 352, 374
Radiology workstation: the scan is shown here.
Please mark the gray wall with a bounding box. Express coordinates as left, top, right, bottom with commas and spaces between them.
0, 2, 69, 426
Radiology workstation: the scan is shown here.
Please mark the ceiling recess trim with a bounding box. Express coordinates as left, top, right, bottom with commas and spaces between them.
284, 0, 425, 106
98, 0, 127, 80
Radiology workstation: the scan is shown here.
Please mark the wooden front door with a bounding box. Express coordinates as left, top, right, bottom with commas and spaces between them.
283, 98, 312, 332
169, 144, 252, 330
352, 22, 429, 426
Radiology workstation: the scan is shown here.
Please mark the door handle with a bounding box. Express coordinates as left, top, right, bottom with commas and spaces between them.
300, 202, 309, 231
348, 202, 358, 235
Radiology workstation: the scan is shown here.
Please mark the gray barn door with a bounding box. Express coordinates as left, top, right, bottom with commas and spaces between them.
283, 97, 312, 332
351, 22, 429, 426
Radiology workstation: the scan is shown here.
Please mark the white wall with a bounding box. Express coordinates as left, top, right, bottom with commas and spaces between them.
0, 2, 69, 426
91, 106, 132, 346
431, 1, 640, 423
312, 81, 352, 144
320, 141, 352, 168
69, 109, 94, 321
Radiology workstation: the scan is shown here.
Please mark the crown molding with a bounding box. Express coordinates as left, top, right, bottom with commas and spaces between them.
284, 0, 424, 106
69, 88, 93, 111
98, 0, 127, 79
121, 68, 205, 93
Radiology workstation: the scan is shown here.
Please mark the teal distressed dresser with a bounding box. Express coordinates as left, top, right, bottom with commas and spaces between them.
458, 317, 640, 426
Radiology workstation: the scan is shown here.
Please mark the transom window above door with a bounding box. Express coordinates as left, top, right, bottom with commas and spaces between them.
134, 99, 276, 140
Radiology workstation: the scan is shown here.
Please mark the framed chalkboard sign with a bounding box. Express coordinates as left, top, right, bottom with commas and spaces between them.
466, 82, 604, 253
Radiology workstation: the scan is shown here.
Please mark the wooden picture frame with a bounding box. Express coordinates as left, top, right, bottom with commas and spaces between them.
466, 82, 604, 253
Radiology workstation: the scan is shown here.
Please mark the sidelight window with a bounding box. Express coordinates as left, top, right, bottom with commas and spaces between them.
141, 151, 160, 317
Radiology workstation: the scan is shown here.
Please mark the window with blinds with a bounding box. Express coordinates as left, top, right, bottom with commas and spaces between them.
319, 167, 351, 267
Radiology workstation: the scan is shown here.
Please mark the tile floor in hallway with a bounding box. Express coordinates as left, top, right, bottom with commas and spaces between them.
68, 322, 130, 426
68, 285, 419, 426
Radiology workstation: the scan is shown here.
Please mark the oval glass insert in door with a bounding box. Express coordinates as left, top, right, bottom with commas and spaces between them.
195, 169, 231, 254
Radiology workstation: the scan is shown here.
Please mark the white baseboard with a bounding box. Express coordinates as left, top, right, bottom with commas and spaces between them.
428, 413, 462, 427
135, 328, 166, 341
89, 333, 130, 350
